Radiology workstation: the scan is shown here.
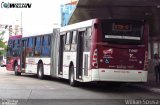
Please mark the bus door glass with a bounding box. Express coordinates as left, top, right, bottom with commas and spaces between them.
58, 35, 65, 75
83, 28, 91, 76
76, 30, 85, 79
22, 38, 27, 69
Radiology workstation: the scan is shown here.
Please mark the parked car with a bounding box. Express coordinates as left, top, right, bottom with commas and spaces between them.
0, 57, 6, 67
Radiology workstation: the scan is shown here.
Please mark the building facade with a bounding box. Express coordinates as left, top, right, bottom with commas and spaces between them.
61, 1, 77, 27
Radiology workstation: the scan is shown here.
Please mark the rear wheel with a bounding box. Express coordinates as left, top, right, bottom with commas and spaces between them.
37, 63, 44, 79
14, 63, 21, 76
69, 66, 78, 87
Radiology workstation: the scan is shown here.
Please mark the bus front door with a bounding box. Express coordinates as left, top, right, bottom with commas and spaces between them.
58, 35, 65, 75
76, 31, 84, 79
21, 39, 27, 71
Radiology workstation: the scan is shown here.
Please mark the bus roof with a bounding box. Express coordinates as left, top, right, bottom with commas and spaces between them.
60, 19, 95, 32
9, 35, 22, 40
22, 33, 52, 39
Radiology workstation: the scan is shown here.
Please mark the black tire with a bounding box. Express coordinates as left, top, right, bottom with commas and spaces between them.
69, 66, 78, 87
14, 63, 21, 76
37, 63, 44, 79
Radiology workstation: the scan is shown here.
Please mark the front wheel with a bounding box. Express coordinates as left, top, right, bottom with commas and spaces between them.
14, 63, 21, 76
37, 64, 44, 79
69, 66, 78, 87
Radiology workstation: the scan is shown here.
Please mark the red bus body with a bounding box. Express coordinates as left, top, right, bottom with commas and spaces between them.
90, 19, 148, 82
6, 35, 22, 72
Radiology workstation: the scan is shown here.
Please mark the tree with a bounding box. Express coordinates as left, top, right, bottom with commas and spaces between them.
0, 30, 5, 35
0, 35, 7, 56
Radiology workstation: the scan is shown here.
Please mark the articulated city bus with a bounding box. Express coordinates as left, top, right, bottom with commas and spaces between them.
6, 19, 149, 86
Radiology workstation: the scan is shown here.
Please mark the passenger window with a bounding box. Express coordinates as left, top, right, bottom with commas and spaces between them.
28, 38, 33, 48
12, 39, 21, 57
34, 37, 41, 56
17, 39, 20, 45
65, 32, 70, 44
7, 40, 12, 56
71, 31, 77, 51
72, 31, 77, 44
84, 28, 91, 51
48, 36, 51, 45
27, 37, 34, 57
86, 27, 92, 36
42, 35, 50, 57
35, 37, 41, 47
64, 32, 71, 51
43, 36, 50, 46
27, 38, 29, 47
13, 40, 15, 48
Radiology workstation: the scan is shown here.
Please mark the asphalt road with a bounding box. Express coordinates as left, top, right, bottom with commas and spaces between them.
0, 67, 160, 105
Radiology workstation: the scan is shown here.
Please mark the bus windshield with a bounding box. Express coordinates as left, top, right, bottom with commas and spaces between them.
101, 20, 144, 44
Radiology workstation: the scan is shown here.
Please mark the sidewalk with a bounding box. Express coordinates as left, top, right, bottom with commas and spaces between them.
130, 60, 160, 94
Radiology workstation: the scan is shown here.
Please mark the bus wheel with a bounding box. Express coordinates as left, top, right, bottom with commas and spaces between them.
37, 64, 44, 79
14, 63, 21, 76
69, 66, 78, 87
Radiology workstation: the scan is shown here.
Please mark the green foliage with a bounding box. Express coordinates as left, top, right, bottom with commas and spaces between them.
0, 31, 5, 36
0, 50, 5, 56
0, 37, 7, 56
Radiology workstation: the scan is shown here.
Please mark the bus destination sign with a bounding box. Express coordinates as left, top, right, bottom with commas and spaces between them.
112, 23, 132, 31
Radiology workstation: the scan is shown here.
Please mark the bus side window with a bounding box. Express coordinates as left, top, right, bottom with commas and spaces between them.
48, 35, 51, 46
71, 31, 77, 51
27, 38, 29, 47
64, 32, 71, 51
8, 40, 12, 48
12, 40, 16, 56
34, 36, 41, 56
84, 27, 91, 51
42, 35, 50, 57
48, 35, 51, 55
7, 40, 12, 56
17, 39, 20, 55
13, 40, 15, 48
27, 37, 34, 57
17, 39, 20, 48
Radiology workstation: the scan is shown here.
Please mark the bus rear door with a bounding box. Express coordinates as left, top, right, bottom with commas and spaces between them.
76, 31, 85, 79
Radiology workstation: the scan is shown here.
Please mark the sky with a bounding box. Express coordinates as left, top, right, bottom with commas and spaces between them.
0, 0, 72, 41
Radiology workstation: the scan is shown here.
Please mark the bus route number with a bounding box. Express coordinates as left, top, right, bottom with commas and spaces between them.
129, 49, 138, 53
